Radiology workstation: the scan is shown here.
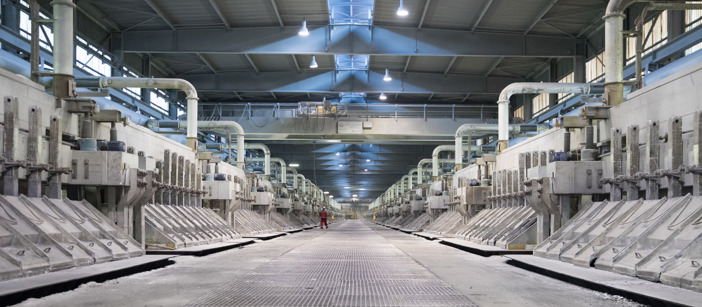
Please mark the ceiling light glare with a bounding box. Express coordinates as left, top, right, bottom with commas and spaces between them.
397, 0, 409, 16
289, 163, 300, 167
383, 68, 392, 82
298, 19, 309, 36
309, 55, 318, 68
366, 159, 371, 162
379, 92, 387, 100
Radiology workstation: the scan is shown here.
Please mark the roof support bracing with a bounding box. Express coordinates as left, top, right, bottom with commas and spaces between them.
417, 0, 431, 29
403, 56, 411, 72
208, 0, 231, 29
444, 56, 458, 75
144, 0, 176, 30
269, 0, 284, 28
471, 0, 494, 32
197, 53, 217, 73
484, 56, 503, 77
182, 70, 521, 95
524, 0, 558, 35
291, 55, 301, 72
244, 54, 260, 74
76, 2, 121, 32
120, 25, 579, 58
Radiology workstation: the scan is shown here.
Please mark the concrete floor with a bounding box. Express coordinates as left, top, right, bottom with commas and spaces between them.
14, 221, 641, 306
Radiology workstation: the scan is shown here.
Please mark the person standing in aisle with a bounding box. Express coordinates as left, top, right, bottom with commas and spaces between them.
319, 208, 328, 229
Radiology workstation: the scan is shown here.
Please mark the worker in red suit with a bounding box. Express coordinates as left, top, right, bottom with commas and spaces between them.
319, 207, 328, 229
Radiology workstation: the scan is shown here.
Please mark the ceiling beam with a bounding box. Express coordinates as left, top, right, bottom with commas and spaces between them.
121, 25, 579, 58
144, 0, 176, 31
524, 0, 558, 35
182, 70, 521, 94
471, 0, 493, 32
76, 2, 122, 32
417, 0, 431, 29
208, 0, 231, 29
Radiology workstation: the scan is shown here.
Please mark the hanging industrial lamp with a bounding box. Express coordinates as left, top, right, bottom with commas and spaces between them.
397, 0, 409, 16
298, 19, 309, 36
383, 68, 392, 82
310, 55, 318, 68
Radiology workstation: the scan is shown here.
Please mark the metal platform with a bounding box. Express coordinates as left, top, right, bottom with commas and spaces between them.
146, 239, 255, 257
440, 239, 533, 257
242, 232, 288, 241
506, 254, 702, 307
0, 255, 173, 306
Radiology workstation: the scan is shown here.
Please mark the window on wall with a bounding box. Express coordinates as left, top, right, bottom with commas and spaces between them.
686, 5, 702, 55
557, 72, 575, 102
626, 11, 668, 64
513, 105, 524, 122
532, 93, 549, 117
585, 52, 604, 83
9, 1, 181, 118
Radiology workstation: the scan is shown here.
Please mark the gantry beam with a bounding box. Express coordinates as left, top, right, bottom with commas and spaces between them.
182, 70, 522, 94
121, 25, 579, 57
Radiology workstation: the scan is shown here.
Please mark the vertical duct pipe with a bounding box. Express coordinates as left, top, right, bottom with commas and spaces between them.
146, 120, 245, 168
408, 168, 418, 190
604, 1, 626, 106
496, 83, 604, 150
246, 157, 287, 184
417, 158, 453, 184
432, 145, 478, 180
288, 167, 298, 189
52, 0, 75, 98
78, 77, 200, 151
244, 143, 271, 180
296, 174, 306, 194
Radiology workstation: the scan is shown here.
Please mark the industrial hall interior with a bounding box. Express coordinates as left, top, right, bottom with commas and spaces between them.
3, 0, 702, 306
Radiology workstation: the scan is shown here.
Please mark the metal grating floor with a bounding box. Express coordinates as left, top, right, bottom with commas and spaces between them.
186, 221, 478, 306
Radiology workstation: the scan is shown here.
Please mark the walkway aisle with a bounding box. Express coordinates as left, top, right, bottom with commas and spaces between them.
186, 221, 478, 306
16, 220, 642, 306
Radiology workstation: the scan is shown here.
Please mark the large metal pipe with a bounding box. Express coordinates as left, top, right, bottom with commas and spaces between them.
78, 77, 199, 151
408, 168, 418, 190
288, 167, 298, 189
400, 175, 409, 193
496, 82, 604, 150
432, 144, 479, 180
603, 1, 694, 105
244, 143, 271, 180
296, 174, 306, 193
147, 120, 245, 168
454, 123, 547, 170
52, 0, 75, 98
417, 158, 453, 185
247, 157, 287, 184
